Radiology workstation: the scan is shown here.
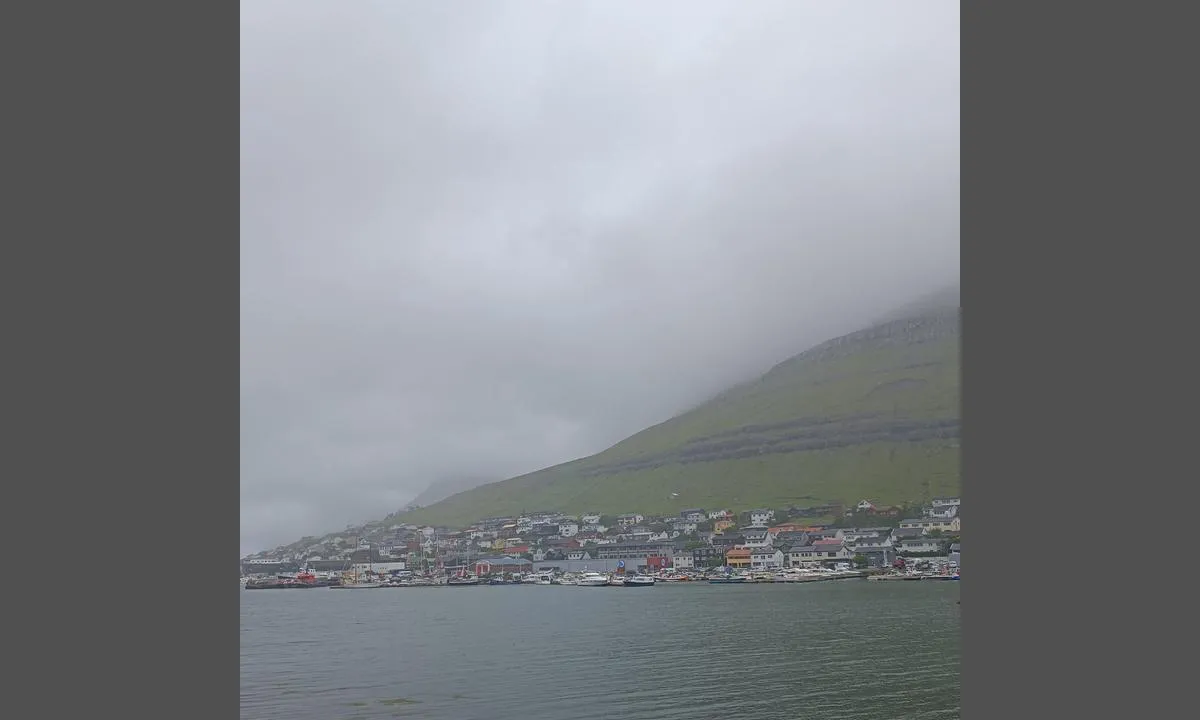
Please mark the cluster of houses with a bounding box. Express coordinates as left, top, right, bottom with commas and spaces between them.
243, 497, 962, 577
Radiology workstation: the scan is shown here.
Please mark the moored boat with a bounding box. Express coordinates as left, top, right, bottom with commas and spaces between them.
576, 572, 609, 586
622, 574, 655, 587
709, 570, 748, 584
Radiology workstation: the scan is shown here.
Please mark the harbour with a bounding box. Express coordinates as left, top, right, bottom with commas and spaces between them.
241, 566, 952, 590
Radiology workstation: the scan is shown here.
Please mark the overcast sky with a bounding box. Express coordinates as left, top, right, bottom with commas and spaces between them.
240, 1, 960, 556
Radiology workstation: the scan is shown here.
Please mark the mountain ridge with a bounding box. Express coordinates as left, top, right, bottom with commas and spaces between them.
398, 290, 959, 528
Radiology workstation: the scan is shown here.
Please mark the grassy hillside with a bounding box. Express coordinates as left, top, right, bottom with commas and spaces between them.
401, 301, 960, 528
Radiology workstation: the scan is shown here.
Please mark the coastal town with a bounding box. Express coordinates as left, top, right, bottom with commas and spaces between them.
242, 496, 961, 588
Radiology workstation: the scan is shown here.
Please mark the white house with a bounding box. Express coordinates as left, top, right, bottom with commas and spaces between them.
672, 519, 699, 534
580, 513, 602, 525
750, 547, 785, 569
855, 499, 876, 511
708, 509, 732, 520
897, 537, 945, 554
558, 522, 579, 537
749, 509, 775, 526
848, 534, 893, 550
742, 527, 773, 548
788, 543, 851, 566
672, 553, 695, 569
924, 504, 959, 519
680, 509, 707, 522
616, 513, 644, 527
931, 497, 961, 507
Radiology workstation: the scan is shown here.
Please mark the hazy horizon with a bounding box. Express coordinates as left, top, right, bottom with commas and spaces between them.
241, 1, 960, 556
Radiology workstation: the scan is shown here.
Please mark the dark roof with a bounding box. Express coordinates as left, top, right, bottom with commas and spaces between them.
893, 528, 925, 539
844, 527, 891, 536
774, 532, 809, 545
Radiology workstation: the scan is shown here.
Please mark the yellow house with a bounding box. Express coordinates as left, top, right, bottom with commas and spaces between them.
725, 547, 752, 569
714, 520, 736, 533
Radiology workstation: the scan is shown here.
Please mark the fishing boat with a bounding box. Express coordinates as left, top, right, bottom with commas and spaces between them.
335, 540, 386, 588
338, 578, 385, 588
245, 577, 318, 590
447, 576, 481, 586
576, 572, 610, 586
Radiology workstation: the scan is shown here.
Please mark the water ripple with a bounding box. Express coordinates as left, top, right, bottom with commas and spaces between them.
242, 582, 960, 720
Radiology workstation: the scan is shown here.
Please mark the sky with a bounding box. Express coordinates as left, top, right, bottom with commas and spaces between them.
240, 0, 960, 556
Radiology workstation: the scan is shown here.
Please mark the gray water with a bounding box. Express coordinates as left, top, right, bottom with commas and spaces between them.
241, 581, 960, 720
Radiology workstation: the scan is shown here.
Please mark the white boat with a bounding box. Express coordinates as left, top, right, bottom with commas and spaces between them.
622, 575, 655, 587
577, 572, 610, 586
535, 572, 554, 585
607, 575, 626, 586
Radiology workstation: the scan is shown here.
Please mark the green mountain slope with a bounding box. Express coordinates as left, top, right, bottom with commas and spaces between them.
402, 297, 960, 528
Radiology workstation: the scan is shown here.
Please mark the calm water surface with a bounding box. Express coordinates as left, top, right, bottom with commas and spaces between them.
241, 581, 960, 720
